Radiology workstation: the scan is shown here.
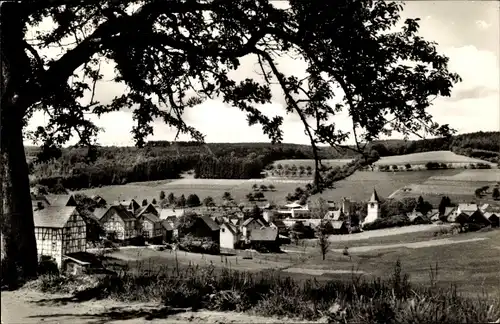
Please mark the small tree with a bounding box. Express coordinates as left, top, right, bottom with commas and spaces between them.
493, 188, 500, 200
254, 192, 265, 201
186, 194, 201, 207
405, 163, 412, 170
475, 188, 483, 198
159, 191, 166, 201
252, 184, 259, 191
222, 192, 233, 201
268, 184, 276, 191
142, 199, 148, 206
203, 196, 215, 207
260, 184, 268, 191
152, 198, 157, 205
246, 193, 254, 201
176, 195, 186, 207
168, 193, 176, 205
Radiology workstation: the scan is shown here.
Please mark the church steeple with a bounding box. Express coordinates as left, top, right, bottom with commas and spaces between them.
369, 188, 381, 203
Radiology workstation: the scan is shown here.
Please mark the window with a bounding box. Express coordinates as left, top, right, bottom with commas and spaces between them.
221, 228, 225, 233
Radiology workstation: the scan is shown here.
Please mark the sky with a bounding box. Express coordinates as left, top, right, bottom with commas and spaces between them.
25, 0, 500, 147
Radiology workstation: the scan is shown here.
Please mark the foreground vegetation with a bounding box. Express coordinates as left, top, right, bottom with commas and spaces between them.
33, 261, 500, 323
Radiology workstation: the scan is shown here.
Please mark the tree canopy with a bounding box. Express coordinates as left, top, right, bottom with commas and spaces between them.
1, 0, 461, 285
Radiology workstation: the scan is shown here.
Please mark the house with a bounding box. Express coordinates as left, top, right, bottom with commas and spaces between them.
325, 209, 345, 221
240, 217, 267, 240
484, 212, 499, 227
408, 210, 429, 224
220, 222, 241, 250
159, 208, 185, 220
135, 203, 159, 218
455, 203, 478, 217
115, 199, 141, 214
187, 215, 220, 241
362, 189, 381, 227
137, 212, 165, 243
160, 220, 174, 242
45, 194, 77, 207
33, 206, 86, 269
330, 220, 349, 235
99, 205, 138, 241
270, 219, 288, 235
479, 204, 490, 212
441, 207, 456, 222
244, 226, 279, 251
91, 195, 107, 206
466, 209, 491, 228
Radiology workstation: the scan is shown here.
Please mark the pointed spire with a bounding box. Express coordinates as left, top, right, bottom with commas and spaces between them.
369, 188, 381, 203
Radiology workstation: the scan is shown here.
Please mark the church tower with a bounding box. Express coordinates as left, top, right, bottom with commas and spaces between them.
363, 188, 381, 226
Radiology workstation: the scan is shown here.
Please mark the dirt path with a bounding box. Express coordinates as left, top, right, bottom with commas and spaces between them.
1, 289, 324, 324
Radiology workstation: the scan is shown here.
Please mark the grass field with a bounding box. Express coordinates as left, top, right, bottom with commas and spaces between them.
271, 159, 353, 168
103, 228, 500, 295
76, 168, 500, 207
373, 150, 496, 166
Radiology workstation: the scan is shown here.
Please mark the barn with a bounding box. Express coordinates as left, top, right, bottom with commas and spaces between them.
33, 206, 86, 269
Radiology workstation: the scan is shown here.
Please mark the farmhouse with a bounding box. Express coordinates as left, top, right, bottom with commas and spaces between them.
33, 206, 86, 269
362, 189, 381, 227
484, 212, 499, 227
466, 209, 491, 228
240, 217, 268, 239
137, 212, 165, 243
245, 226, 279, 251
330, 220, 349, 235
187, 215, 220, 241
99, 205, 138, 240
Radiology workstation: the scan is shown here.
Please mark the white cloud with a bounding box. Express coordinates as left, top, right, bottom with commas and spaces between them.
475, 20, 492, 30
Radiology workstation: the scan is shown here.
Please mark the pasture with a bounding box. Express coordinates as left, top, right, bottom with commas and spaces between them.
103, 228, 500, 295
76, 168, 499, 206
373, 150, 495, 166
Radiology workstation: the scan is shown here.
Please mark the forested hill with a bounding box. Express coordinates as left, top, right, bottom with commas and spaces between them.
26, 131, 499, 191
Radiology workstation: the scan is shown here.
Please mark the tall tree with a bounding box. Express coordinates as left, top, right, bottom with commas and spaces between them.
1, 0, 461, 284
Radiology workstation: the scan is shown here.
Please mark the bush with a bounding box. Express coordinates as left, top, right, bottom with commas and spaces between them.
363, 215, 411, 231
37, 256, 59, 276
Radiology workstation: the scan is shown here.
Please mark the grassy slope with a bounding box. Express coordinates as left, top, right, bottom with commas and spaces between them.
373, 150, 496, 166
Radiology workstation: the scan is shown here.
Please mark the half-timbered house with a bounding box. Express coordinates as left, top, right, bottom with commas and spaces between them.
33, 206, 86, 269
99, 205, 138, 241
137, 212, 165, 243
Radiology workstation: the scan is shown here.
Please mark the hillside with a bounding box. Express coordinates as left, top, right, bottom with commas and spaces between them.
26, 131, 500, 192
373, 150, 496, 166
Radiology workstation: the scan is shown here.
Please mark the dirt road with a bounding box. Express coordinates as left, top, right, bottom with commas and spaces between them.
1, 289, 324, 324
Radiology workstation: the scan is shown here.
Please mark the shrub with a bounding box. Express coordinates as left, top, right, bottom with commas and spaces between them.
363, 215, 411, 231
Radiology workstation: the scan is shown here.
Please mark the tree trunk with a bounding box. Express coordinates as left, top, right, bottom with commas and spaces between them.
1, 3, 38, 287
1, 111, 38, 287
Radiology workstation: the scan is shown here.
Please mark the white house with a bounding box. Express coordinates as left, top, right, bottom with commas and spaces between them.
362, 189, 381, 227
220, 222, 240, 250
33, 206, 86, 269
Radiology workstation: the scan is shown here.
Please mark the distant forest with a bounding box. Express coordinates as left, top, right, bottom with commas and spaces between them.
27, 131, 500, 190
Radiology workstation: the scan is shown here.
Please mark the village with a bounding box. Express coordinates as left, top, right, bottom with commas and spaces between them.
30, 187, 500, 275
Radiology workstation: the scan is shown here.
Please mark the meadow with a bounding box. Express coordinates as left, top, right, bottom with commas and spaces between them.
76, 168, 500, 206
102, 227, 500, 296
373, 150, 496, 166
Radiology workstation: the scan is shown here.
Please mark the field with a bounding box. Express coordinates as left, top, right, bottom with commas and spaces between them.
271, 159, 353, 168
76, 168, 500, 207
101, 227, 500, 295
373, 150, 496, 166
389, 169, 500, 205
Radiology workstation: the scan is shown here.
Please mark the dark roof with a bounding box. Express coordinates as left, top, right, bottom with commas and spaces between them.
199, 215, 220, 231
33, 206, 77, 228
369, 189, 381, 203
161, 220, 173, 231
241, 217, 267, 227
135, 204, 158, 218
222, 222, 238, 235
108, 205, 136, 221
271, 220, 286, 228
